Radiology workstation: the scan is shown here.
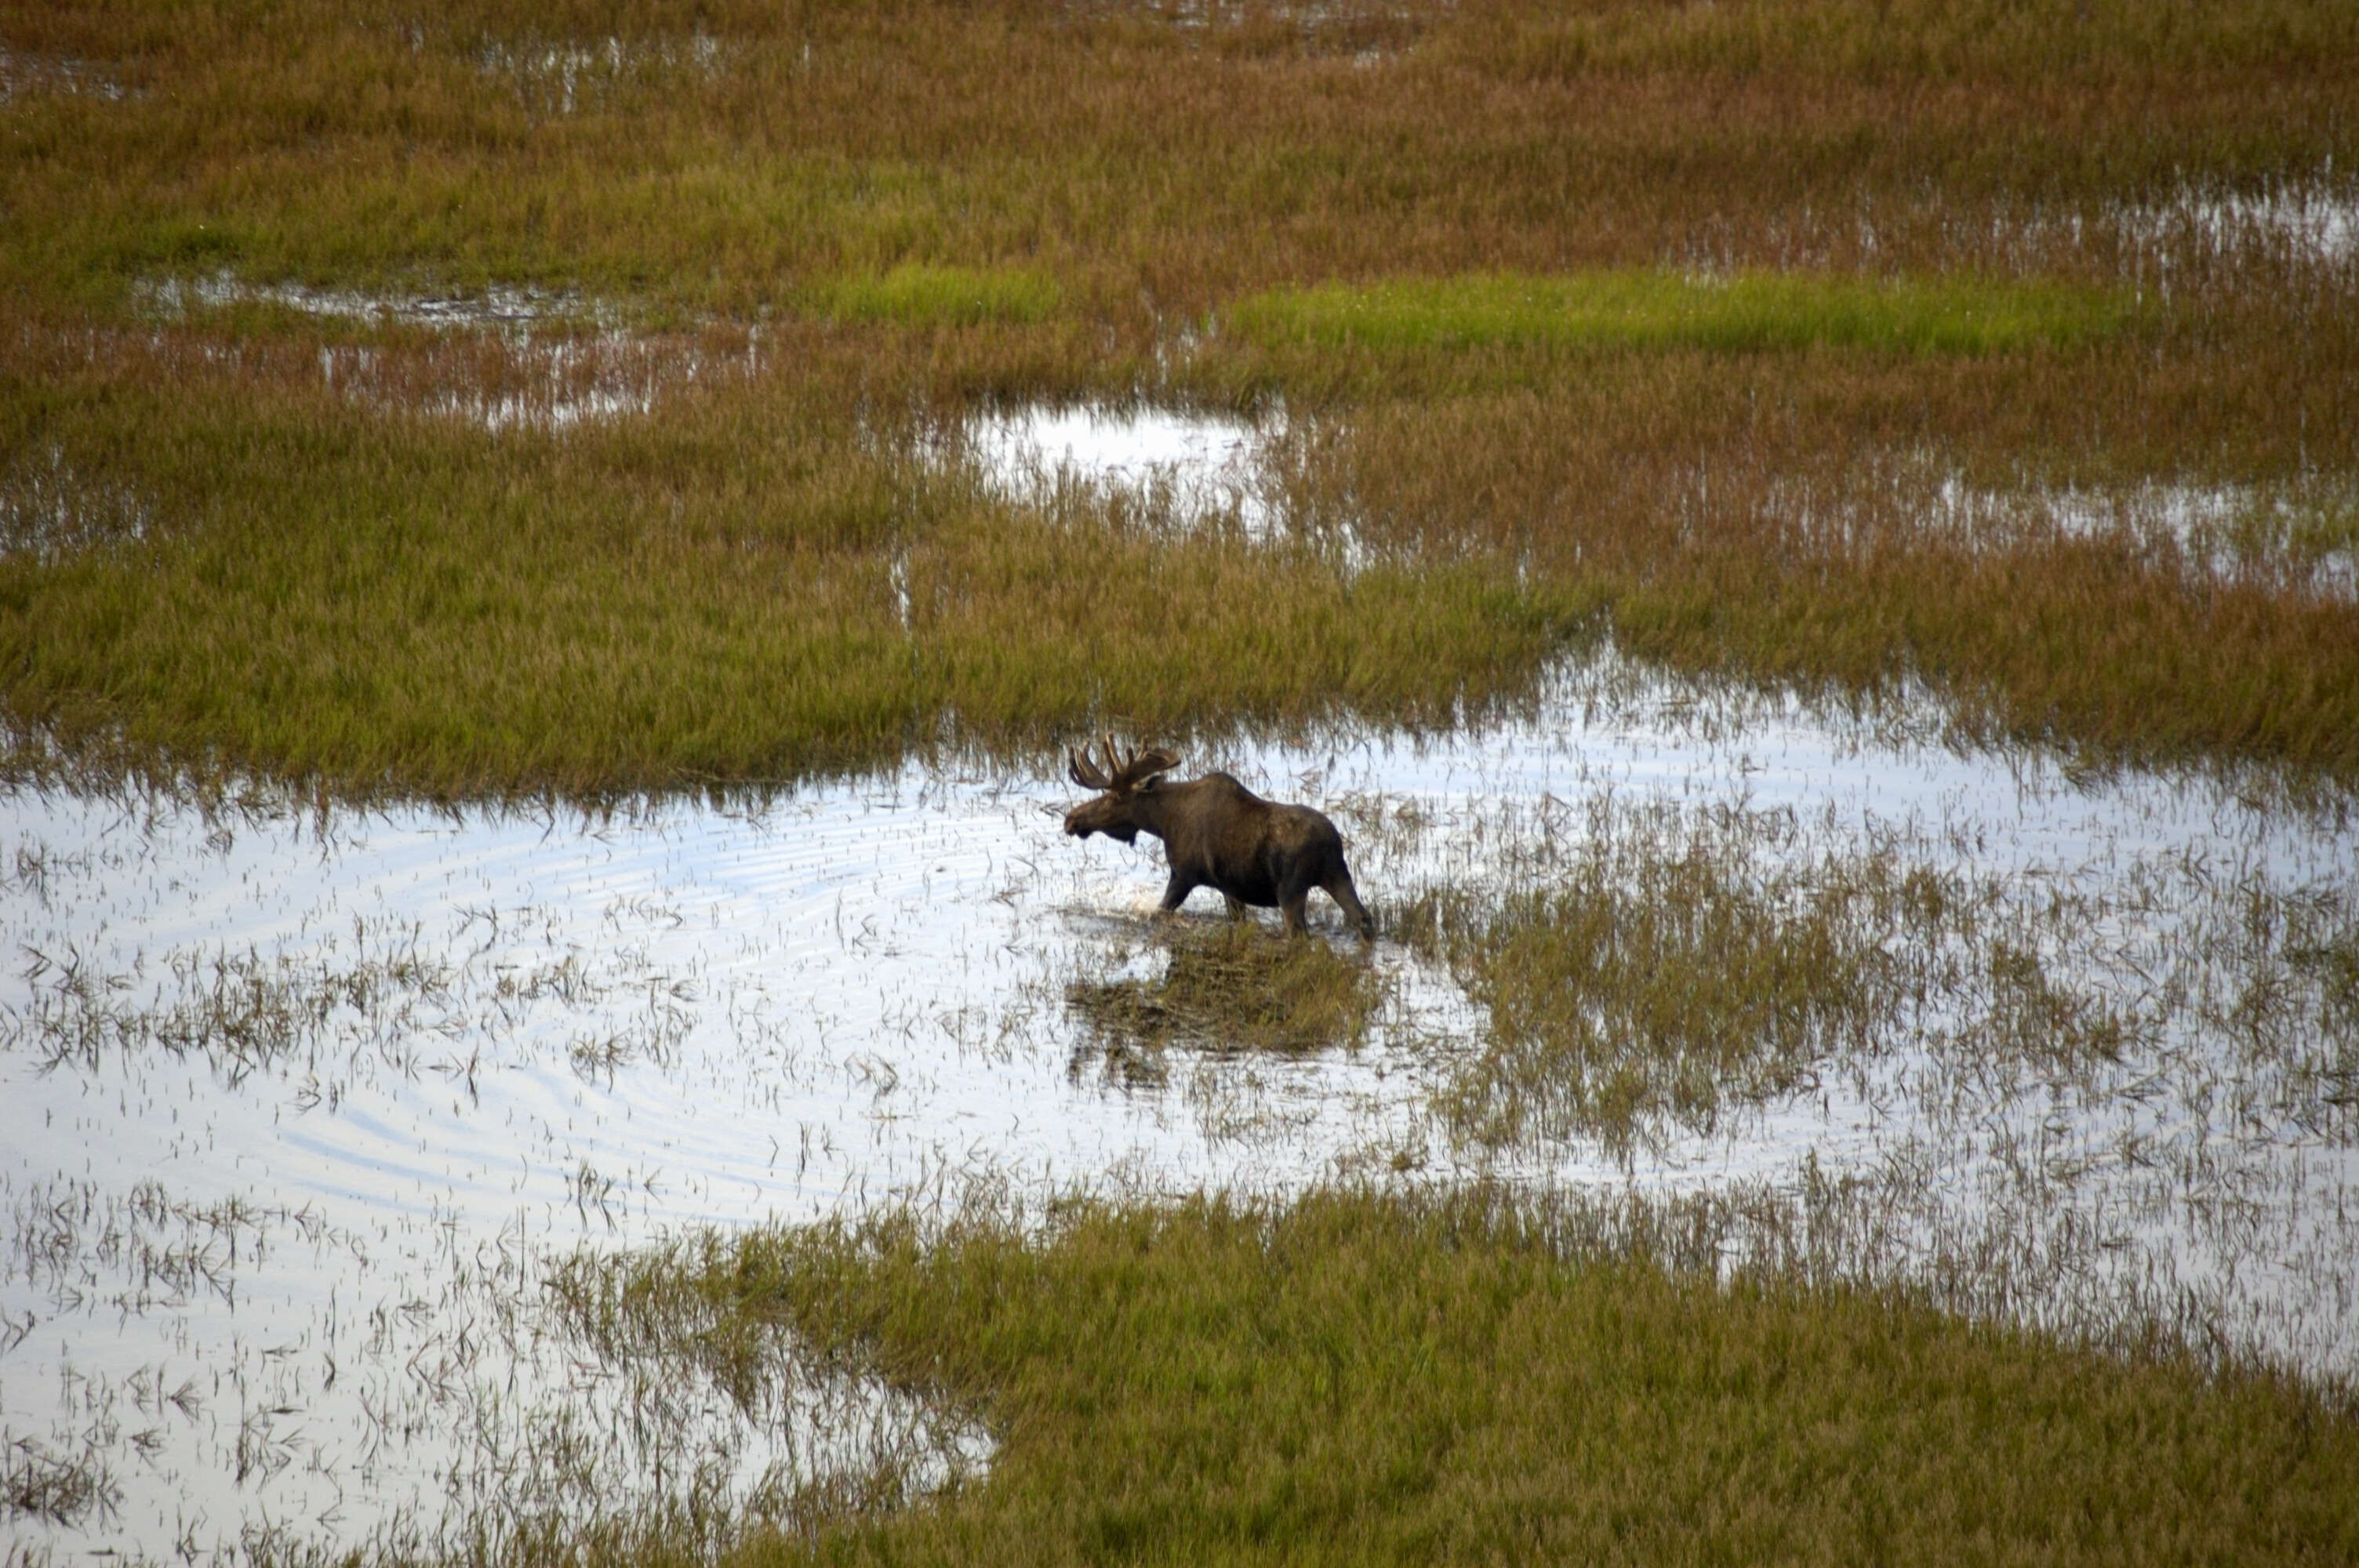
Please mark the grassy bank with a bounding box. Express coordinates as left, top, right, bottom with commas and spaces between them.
566, 1189, 2359, 1565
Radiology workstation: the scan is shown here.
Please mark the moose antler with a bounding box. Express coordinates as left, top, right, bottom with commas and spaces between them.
1067, 742, 1109, 791
1113, 741, 1180, 790
1067, 735, 1178, 794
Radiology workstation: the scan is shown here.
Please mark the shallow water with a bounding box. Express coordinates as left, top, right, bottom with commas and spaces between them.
1, 447, 151, 562
1925, 474, 2359, 601
474, 32, 729, 118
0, 46, 125, 105
966, 402, 1278, 535
314, 337, 672, 433
3, 655, 2357, 1561
963, 401, 1379, 574
136, 274, 601, 332
115, 279, 757, 437
971, 402, 2356, 601
2132, 180, 2359, 267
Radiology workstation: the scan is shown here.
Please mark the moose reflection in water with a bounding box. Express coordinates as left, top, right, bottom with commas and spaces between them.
1063, 736, 1376, 938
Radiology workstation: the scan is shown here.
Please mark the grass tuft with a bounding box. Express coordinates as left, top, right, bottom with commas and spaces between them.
4, 1433, 118, 1529
1405, 831, 1921, 1152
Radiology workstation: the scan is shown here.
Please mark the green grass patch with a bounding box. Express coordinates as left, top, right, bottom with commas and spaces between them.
609, 1188, 2359, 1565
1231, 270, 2134, 357
822, 264, 1062, 328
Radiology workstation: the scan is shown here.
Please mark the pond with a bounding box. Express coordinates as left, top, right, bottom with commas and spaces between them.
5, 646, 2355, 1561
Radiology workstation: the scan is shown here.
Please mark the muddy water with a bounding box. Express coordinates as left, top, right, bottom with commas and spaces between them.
5, 650, 2357, 1560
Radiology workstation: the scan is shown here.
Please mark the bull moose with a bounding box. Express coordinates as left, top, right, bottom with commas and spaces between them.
1062, 736, 1376, 939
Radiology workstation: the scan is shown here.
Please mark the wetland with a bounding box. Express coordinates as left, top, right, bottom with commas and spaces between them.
6, 2, 2359, 1563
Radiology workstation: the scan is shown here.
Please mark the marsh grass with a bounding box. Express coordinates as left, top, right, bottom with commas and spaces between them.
7, 2, 2354, 316
1403, 832, 1933, 1152
1233, 270, 2133, 357
3, 1, 2358, 792
823, 265, 1061, 328
1383, 786, 2359, 1158
595, 1186, 2359, 1566
537, 1240, 991, 1553
1064, 920, 1389, 1080
1259, 385, 2359, 781
11, 309, 2358, 792
3, 1434, 118, 1530
0, 328, 1590, 796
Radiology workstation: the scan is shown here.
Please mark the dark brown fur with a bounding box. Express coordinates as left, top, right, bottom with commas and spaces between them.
1063, 739, 1375, 938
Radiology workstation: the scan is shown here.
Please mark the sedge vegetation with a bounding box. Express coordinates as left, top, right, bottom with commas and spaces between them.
1390, 787, 2359, 1160
564, 1188, 2359, 1565
5, 0, 2359, 793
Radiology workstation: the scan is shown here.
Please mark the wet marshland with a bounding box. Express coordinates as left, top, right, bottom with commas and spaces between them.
9, 3, 2359, 1556
5, 505, 2357, 1557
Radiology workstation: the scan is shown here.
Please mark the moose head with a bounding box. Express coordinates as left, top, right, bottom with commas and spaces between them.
1062, 735, 1180, 844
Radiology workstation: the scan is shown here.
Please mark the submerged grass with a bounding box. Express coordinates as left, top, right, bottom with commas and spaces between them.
1233, 270, 2133, 357
602, 1188, 2359, 1565
3, 1433, 117, 1530
1402, 827, 1936, 1153
1397, 786, 2359, 1158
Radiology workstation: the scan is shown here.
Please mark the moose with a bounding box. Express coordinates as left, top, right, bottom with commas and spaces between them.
1062, 736, 1376, 939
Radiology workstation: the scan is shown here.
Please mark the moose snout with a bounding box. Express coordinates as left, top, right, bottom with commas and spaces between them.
1063, 802, 1136, 843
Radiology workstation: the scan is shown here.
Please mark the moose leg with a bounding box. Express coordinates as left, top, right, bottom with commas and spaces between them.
1324, 869, 1376, 940
1223, 894, 1248, 921
1276, 867, 1315, 937
1158, 872, 1198, 915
